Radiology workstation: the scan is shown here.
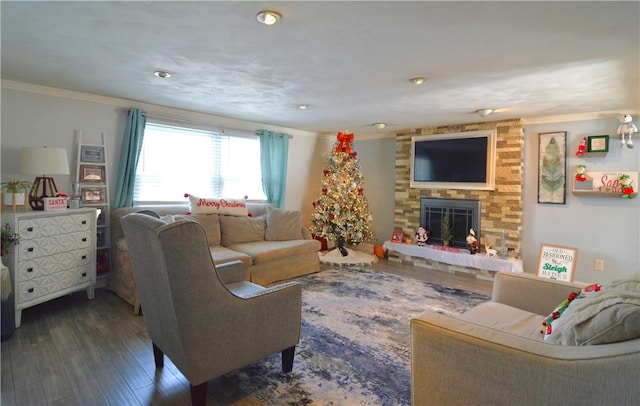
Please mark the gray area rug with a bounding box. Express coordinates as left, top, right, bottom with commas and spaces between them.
226, 267, 489, 405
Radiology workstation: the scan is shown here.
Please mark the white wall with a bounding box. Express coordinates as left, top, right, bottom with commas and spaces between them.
1, 84, 319, 215
522, 118, 639, 283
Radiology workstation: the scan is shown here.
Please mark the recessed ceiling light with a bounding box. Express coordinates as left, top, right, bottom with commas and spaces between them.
409, 77, 425, 85
257, 10, 281, 25
373, 123, 387, 129
298, 104, 309, 110
476, 109, 495, 117
153, 71, 172, 79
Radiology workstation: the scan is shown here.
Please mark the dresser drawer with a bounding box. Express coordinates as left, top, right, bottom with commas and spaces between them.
17, 248, 91, 281
17, 213, 92, 240
17, 265, 93, 304
17, 231, 92, 260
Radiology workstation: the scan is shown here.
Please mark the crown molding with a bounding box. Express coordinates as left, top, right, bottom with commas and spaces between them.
1, 80, 319, 138
521, 110, 639, 125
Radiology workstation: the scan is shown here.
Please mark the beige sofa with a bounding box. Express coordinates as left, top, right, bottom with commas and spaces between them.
411, 272, 640, 406
107, 204, 320, 313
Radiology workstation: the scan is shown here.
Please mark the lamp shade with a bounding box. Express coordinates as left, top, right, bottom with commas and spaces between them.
20, 147, 70, 175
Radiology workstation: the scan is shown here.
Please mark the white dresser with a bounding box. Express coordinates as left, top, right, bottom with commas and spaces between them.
2, 208, 97, 327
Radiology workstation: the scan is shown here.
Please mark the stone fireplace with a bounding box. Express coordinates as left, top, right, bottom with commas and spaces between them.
420, 198, 480, 248
391, 119, 525, 276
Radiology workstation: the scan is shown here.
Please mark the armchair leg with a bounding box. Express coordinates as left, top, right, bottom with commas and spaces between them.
282, 345, 296, 373
190, 382, 207, 406
152, 342, 164, 368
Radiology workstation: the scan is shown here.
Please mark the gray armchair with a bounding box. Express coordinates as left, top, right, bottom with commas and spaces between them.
121, 213, 302, 406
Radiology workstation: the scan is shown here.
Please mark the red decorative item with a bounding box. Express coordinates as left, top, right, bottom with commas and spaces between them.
334, 131, 354, 154
575, 137, 587, 156
323, 170, 329, 177
322, 188, 327, 195
313, 235, 328, 251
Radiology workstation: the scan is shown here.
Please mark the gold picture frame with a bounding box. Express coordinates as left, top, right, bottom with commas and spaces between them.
82, 187, 105, 204
80, 164, 106, 183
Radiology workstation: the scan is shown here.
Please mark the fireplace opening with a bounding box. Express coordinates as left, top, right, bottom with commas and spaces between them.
419, 198, 481, 249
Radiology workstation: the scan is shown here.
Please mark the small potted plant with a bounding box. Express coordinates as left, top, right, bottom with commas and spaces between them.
1, 223, 20, 257
1, 180, 33, 207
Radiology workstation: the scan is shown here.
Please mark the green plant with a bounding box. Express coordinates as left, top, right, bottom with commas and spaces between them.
1, 179, 33, 194
441, 210, 454, 245
1, 224, 20, 256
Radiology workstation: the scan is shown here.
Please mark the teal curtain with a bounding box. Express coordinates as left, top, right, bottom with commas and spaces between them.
258, 130, 290, 208
112, 108, 146, 208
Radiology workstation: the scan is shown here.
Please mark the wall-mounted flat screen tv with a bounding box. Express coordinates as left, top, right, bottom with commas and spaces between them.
410, 130, 497, 190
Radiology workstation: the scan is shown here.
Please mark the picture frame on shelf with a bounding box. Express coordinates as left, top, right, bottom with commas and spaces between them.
538, 131, 567, 204
391, 230, 405, 243
587, 135, 609, 153
79, 164, 106, 183
82, 187, 105, 204
536, 243, 578, 282
80, 145, 105, 163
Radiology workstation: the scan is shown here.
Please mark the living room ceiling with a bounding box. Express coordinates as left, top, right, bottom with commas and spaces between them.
2, 1, 639, 136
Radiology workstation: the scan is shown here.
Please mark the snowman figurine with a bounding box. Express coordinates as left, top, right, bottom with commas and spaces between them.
618, 114, 637, 149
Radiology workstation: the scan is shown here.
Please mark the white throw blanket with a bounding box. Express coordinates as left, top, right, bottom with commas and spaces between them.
560, 278, 640, 330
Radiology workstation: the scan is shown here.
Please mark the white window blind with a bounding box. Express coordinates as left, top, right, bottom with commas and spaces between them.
133, 122, 266, 204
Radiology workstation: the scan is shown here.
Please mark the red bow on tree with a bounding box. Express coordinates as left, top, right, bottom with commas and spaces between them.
334, 132, 354, 154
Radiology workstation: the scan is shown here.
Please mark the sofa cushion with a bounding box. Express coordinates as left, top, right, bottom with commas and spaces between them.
265, 206, 304, 241
219, 215, 266, 246
227, 239, 320, 265
186, 194, 248, 216
175, 213, 221, 246
459, 302, 542, 340
543, 278, 640, 345
209, 246, 252, 270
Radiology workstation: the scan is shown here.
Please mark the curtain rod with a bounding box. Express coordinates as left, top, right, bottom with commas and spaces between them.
140, 112, 293, 138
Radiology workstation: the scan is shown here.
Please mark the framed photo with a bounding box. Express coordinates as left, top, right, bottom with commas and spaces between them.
538, 132, 567, 204
80, 164, 106, 183
80, 145, 105, 163
587, 135, 609, 153
82, 187, 105, 204
391, 230, 405, 243
536, 243, 579, 282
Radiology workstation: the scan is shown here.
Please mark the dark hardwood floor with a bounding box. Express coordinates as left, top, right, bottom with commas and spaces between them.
1, 259, 492, 405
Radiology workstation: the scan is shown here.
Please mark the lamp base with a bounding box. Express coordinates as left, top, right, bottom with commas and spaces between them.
29, 177, 60, 211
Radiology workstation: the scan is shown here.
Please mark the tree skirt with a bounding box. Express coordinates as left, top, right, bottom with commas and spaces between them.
226, 267, 489, 405
318, 247, 378, 267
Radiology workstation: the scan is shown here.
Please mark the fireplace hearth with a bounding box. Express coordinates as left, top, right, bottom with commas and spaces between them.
420, 198, 481, 249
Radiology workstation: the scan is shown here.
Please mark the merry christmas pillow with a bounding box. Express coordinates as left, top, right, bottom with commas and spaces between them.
185, 194, 247, 216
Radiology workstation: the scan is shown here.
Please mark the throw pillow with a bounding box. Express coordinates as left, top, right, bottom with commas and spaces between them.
185, 194, 248, 216
265, 206, 304, 241
543, 279, 640, 345
220, 215, 266, 246
174, 213, 221, 246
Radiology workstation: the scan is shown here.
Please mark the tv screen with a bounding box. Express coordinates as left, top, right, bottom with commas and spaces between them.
410, 130, 496, 190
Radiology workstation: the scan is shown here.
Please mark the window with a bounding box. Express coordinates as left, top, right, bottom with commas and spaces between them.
133, 122, 267, 204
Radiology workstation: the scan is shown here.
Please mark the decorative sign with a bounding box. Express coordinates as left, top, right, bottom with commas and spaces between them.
536, 244, 579, 282
589, 171, 638, 193
391, 230, 405, 243
43, 197, 68, 211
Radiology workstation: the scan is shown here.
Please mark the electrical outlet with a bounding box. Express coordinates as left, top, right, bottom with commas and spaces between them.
594, 259, 604, 272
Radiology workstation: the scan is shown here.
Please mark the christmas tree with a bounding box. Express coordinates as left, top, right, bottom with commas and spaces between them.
309, 132, 375, 253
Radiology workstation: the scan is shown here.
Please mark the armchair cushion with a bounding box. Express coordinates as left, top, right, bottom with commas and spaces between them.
265, 206, 304, 241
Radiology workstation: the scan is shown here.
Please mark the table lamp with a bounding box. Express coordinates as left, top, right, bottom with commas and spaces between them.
20, 147, 70, 210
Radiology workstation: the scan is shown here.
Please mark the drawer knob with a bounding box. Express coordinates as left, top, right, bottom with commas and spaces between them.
82, 255, 87, 260
82, 237, 87, 242
27, 267, 34, 273
82, 220, 87, 225
82, 272, 87, 277
27, 247, 34, 252
27, 227, 34, 232
28, 288, 34, 293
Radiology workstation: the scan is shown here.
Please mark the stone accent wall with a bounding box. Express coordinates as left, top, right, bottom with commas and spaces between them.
393, 119, 524, 271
